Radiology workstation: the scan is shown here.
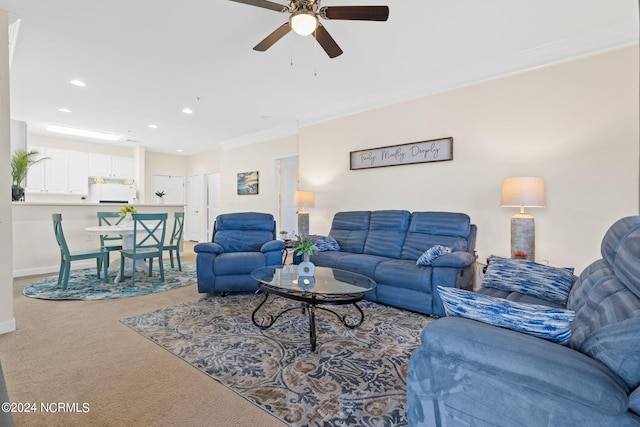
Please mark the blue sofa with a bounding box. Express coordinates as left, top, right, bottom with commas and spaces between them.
302, 210, 477, 316
407, 216, 640, 426
194, 212, 285, 294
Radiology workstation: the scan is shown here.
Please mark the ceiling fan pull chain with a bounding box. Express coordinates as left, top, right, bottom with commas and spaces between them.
313, 28, 318, 76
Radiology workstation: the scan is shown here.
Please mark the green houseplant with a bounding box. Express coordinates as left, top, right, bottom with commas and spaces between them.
119, 204, 138, 218
155, 190, 166, 204
294, 235, 317, 261
11, 148, 48, 201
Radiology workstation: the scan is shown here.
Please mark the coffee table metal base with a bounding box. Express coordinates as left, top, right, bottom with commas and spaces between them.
252, 288, 365, 352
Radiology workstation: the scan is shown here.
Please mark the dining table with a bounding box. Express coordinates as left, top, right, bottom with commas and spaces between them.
85, 224, 148, 284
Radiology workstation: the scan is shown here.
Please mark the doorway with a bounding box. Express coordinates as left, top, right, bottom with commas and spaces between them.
205, 172, 221, 242
275, 156, 298, 238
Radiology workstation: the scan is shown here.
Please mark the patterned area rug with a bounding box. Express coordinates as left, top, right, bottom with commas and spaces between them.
23, 262, 196, 300
121, 294, 432, 426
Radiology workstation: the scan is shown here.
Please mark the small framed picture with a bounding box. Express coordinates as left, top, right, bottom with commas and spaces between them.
237, 171, 259, 195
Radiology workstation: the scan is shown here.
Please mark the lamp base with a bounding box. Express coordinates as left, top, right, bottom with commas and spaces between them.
511, 213, 535, 261
298, 212, 309, 236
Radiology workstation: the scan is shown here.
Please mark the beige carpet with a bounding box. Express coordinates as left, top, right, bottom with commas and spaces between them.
0, 242, 286, 427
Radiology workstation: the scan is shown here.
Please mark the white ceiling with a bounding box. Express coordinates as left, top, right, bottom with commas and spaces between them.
1, 0, 638, 156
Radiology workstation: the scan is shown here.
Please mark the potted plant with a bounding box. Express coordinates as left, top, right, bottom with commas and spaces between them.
119, 204, 138, 221
294, 235, 317, 276
155, 190, 166, 204
10, 148, 48, 201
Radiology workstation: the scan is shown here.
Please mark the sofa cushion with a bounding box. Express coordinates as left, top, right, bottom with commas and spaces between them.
437, 286, 576, 345
335, 253, 388, 280
363, 210, 410, 258
401, 212, 470, 260
612, 228, 640, 299
215, 212, 275, 231
481, 256, 574, 306
213, 252, 266, 275
309, 251, 346, 268
600, 215, 640, 267
416, 245, 452, 266
214, 230, 275, 253
629, 387, 640, 416
477, 287, 565, 309
308, 235, 340, 252
329, 211, 370, 254
375, 259, 432, 292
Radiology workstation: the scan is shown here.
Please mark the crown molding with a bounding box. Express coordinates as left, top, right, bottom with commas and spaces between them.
295, 20, 638, 129
219, 122, 299, 150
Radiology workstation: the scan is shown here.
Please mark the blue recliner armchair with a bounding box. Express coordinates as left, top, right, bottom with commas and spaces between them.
194, 212, 284, 294
407, 216, 640, 426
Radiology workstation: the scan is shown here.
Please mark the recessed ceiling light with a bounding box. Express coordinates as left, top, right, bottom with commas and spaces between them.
58, 108, 72, 113
176, 149, 183, 153
70, 79, 86, 87
148, 124, 158, 129
46, 124, 121, 141
182, 108, 193, 114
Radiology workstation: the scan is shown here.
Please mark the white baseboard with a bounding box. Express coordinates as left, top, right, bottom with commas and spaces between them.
13, 254, 185, 278
0, 318, 16, 335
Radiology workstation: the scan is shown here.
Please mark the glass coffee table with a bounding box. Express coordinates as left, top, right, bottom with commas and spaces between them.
251, 265, 377, 351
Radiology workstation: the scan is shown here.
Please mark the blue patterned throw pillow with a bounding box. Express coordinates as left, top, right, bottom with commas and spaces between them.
416, 245, 452, 266
481, 256, 574, 306
308, 235, 340, 252
437, 286, 575, 345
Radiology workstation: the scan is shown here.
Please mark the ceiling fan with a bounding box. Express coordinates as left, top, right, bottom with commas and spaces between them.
229, 0, 389, 58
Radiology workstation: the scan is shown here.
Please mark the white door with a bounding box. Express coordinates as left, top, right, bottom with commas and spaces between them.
276, 156, 298, 238
206, 173, 221, 242
151, 174, 185, 205
186, 174, 201, 241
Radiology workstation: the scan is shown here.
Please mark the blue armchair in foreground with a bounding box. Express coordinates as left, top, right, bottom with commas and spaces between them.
194, 212, 284, 294
407, 216, 640, 426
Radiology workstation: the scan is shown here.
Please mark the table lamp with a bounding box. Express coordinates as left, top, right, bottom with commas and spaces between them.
295, 191, 315, 236
500, 177, 545, 261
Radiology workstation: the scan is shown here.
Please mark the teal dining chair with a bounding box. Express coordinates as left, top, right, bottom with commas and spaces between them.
119, 213, 167, 287
52, 213, 109, 290
97, 211, 125, 265
165, 212, 185, 271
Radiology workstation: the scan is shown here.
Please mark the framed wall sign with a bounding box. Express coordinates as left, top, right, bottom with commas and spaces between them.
237, 171, 259, 195
349, 137, 453, 170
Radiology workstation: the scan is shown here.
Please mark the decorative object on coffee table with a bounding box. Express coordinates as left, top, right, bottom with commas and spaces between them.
500, 177, 545, 261
294, 234, 317, 276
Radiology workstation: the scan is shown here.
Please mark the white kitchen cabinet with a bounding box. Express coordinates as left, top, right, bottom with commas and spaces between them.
88, 154, 133, 179
25, 148, 89, 195
25, 147, 69, 194
67, 151, 89, 194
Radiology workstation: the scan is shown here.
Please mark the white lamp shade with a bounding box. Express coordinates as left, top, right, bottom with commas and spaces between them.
500, 177, 546, 208
290, 11, 318, 36
295, 191, 315, 209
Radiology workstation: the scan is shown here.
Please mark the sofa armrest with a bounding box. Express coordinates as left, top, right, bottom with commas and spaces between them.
430, 251, 475, 268
261, 240, 285, 253
194, 242, 224, 255
415, 317, 629, 414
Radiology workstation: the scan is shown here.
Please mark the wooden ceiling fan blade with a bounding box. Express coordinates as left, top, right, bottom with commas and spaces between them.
313, 25, 343, 58
253, 23, 291, 51
228, 0, 287, 13
321, 6, 389, 21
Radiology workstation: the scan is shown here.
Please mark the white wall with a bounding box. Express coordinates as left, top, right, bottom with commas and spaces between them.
0, 10, 15, 334
297, 46, 639, 274
218, 136, 298, 216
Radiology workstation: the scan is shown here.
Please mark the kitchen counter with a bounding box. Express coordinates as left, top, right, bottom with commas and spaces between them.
12, 202, 185, 277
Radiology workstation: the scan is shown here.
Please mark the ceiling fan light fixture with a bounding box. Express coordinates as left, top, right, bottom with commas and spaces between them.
290, 10, 318, 36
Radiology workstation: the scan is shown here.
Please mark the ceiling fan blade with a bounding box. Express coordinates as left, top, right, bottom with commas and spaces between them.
228, 0, 287, 13
313, 24, 343, 58
321, 6, 389, 21
253, 23, 291, 51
